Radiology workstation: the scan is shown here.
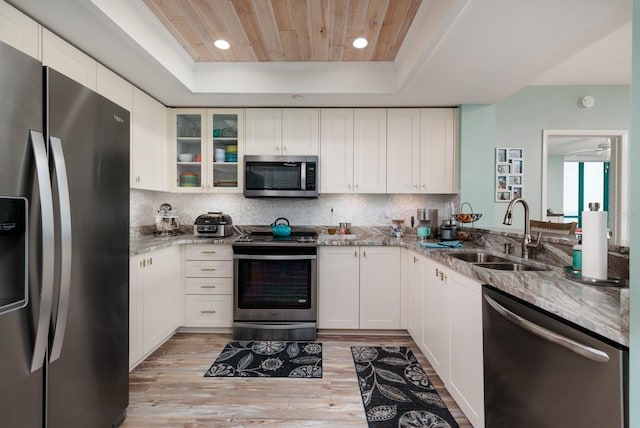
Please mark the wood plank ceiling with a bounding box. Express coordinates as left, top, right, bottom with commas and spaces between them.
143, 0, 422, 62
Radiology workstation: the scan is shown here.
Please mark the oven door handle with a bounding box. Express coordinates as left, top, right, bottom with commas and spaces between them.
234, 254, 316, 261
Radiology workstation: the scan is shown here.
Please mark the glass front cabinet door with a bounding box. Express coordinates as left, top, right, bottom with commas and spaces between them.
208, 109, 243, 192
171, 108, 243, 193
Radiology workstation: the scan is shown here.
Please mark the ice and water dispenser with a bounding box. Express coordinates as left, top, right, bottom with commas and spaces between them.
0, 197, 28, 314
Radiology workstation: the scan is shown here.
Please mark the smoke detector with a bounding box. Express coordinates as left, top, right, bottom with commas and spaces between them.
579, 96, 595, 109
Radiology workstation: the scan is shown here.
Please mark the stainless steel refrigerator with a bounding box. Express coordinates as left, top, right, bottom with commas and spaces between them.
0, 41, 129, 427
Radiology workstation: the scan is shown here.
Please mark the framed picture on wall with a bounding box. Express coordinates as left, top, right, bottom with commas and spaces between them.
495, 148, 524, 202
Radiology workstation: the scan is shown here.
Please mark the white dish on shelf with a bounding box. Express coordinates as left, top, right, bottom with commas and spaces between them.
178, 153, 194, 162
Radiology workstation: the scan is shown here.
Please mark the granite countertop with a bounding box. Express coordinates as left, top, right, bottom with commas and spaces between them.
130, 225, 629, 347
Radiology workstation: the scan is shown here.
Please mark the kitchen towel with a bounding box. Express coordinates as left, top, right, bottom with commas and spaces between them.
581, 210, 608, 280
418, 240, 463, 249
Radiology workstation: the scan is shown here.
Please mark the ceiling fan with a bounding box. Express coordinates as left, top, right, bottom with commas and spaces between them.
568, 142, 611, 154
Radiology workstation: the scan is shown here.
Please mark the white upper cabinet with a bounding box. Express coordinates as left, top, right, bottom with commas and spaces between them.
387, 108, 459, 194
320, 108, 386, 193
96, 64, 133, 111
387, 108, 421, 193
245, 108, 319, 155
320, 108, 354, 193
0, 1, 41, 60
131, 88, 167, 191
169, 108, 244, 193
282, 108, 319, 155
245, 108, 282, 155
42, 29, 97, 90
353, 109, 387, 193
421, 108, 459, 193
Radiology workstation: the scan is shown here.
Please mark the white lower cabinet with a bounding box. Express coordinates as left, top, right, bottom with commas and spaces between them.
129, 246, 181, 370
404, 250, 425, 347
448, 269, 484, 427
359, 246, 401, 329
409, 255, 484, 428
421, 258, 451, 377
184, 245, 233, 327
318, 246, 360, 328
318, 246, 401, 329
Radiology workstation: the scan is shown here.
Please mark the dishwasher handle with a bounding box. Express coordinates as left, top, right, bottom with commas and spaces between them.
484, 294, 610, 363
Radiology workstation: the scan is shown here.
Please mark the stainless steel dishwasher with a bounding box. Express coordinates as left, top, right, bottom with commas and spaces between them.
482, 286, 628, 428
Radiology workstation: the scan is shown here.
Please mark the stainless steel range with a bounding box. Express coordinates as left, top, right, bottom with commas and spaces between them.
232, 228, 318, 340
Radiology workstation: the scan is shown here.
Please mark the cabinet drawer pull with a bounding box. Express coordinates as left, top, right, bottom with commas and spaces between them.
200, 310, 217, 314
200, 285, 216, 289
201, 251, 217, 254
200, 268, 216, 272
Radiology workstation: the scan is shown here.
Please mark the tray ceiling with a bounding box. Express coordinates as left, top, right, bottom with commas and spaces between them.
143, 0, 421, 62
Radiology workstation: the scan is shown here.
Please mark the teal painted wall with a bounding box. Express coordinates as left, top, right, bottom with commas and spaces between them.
460, 85, 630, 231
628, 0, 639, 425
459, 104, 496, 227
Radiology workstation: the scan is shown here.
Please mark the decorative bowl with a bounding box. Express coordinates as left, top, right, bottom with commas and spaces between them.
454, 213, 482, 223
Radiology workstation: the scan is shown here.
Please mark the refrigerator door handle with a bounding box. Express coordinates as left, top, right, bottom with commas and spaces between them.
28, 130, 55, 373
484, 294, 610, 363
48, 136, 72, 363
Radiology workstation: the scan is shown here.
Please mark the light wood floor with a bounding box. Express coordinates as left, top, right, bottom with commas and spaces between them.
123, 333, 471, 427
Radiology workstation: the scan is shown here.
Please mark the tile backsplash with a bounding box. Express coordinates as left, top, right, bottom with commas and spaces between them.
131, 189, 460, 228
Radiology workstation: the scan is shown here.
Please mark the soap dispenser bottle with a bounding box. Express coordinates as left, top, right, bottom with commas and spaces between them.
572, 239, 582, 271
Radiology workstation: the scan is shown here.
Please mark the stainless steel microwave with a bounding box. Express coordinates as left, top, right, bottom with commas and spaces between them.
243, 155, 318, 198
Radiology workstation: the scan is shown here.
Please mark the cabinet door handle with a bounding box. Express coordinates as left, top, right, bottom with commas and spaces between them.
354, 250, 358, 257
201, 268, 216, 272
148, 258, 153, 265
363, 251, 367, 258
140, 260, 145, 268
283, 145, 287, 152
200, 285, 217, 289
200, 310, 217, 314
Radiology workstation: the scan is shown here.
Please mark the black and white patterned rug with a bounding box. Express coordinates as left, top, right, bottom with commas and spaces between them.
204, 341, 322, 378
351, 346, 459, 428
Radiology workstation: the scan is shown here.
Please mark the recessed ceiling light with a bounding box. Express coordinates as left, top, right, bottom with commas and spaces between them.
352, 37, 368, 49
214, 39, 230, 50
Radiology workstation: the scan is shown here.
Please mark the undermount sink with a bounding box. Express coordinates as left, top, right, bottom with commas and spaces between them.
448, 253, 510, 263
474, 262, 549, 272
447, 252, 550, 272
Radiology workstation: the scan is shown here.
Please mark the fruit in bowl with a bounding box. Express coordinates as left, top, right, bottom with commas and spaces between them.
454, 213, 482, 223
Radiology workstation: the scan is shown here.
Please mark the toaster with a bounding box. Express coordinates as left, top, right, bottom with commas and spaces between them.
194, 212, 233, 237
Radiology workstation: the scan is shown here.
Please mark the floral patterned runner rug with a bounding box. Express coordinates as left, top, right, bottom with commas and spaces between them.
351, 346, 459, 427
204, 341, 322, 378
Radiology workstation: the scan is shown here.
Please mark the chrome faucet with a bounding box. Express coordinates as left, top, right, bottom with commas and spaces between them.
502, 197, 541, 259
